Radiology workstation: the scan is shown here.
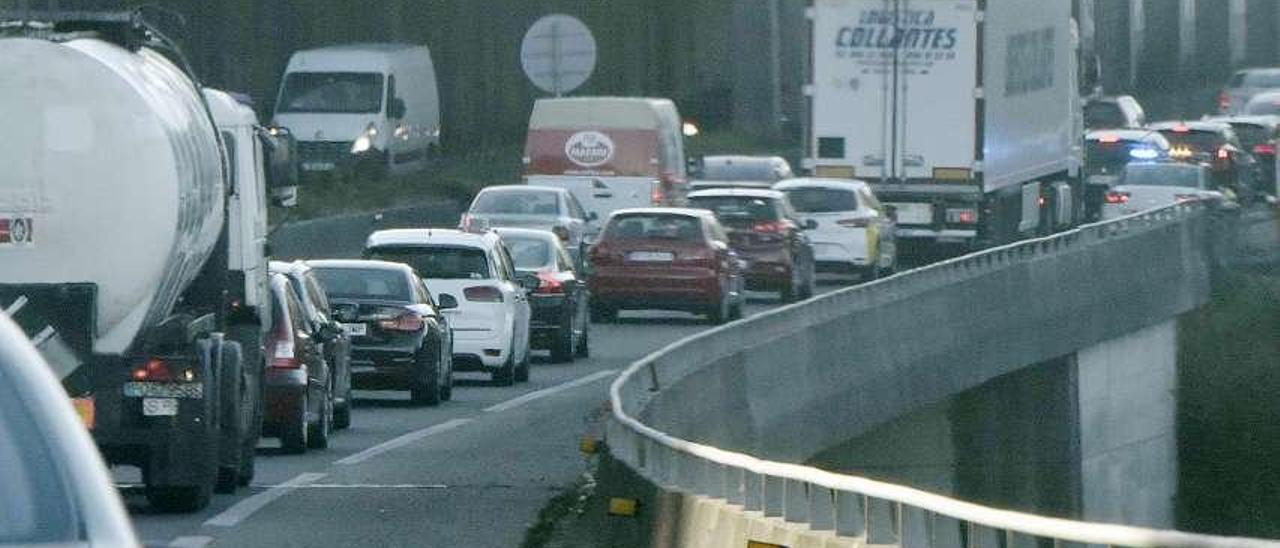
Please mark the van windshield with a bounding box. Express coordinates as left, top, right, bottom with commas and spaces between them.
278, 72, 385, 114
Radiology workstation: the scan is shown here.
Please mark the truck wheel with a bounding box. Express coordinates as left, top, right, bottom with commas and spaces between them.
215, 342, 245, 494
147, 484, 212, 514
334, 389, 352, 430
550, 313, 575, 363
440, 356, 454, 402
228, 324, 265, 486
280, 391, 308, 454
575, 319, 590, 358
410, 345, 442, 406
307, 380, 332, 450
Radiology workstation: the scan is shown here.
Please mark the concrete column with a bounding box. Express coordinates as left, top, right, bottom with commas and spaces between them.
1179, 0, 1196, 73
1230, 0, 1248, 67
1076, 319, 1178, 529
1129, 0, 1144, 89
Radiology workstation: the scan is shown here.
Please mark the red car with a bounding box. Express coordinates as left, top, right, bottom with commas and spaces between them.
588, 208, 744, 324
264, 273, 335, 454
687, 188, 816, 302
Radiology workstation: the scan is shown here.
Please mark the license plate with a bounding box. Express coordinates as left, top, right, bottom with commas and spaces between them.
142, 398, 178, 417
123, 382, 204, 399
71, 397, 95, 429
302, 161, 336, 172
342, 323, 367, 336
628, 251, 674, 262
887, 202, 933, 225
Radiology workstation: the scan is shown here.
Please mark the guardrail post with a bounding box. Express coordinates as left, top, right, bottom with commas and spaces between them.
744, 472, 763, 512
724, 465, 745, 506
782, 479, 809, 523
677, 452, 697, 493
834, 491, 865, 537
901, 506, 928, 548
966, 524, 1002, 548
866, 497, 898, 545
763, 475, 784, 517
808, 486, 836, 531
700, 460, 722, 498
931, 514, 964, 548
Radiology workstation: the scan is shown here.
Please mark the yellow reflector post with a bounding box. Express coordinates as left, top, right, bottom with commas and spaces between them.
72, 397, 95, 430
814, 165, 855, 178
933, 167, 972, 181
579, 437, 599, 455
747, 541, 788, 548
608, 497, 638, 516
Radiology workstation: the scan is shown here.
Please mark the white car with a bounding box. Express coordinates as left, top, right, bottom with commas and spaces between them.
1102, 162, 1226, 220
459, 185, 599, 262
774, 178, 897, 280
364, 229, 532, 384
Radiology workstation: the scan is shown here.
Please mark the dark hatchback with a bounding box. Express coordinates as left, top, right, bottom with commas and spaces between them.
494, 228, 590, 363
307, 260, 455, 406
687, 188, 815, 302
270, 260, 353, 430
264, 273, 333, 453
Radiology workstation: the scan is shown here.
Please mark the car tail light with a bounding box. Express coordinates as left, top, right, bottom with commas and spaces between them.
270, 321, 299, 369
1173, 125, 1190, 133
677, 250, 716, 269
836, 217, 871, 228
552, 225, 570, 242
1253, 143, 1276, 156
1174, 194, 1200, 203
650, 181, 665, 206
1105, 191, 1130, 204
535, 271, 565, 295
1218, 91, 1231, 112
464, 285, 504, 303
1216, 147, 1230, 160
131, 358, 173, 382
946, 208, 979, 224
379, 312, 425, 332
1098, 134, 1120, 143
752, 220, 787, 233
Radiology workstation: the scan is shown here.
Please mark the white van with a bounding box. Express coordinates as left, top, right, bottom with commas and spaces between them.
523, 97, 688, 222
272, 43, 440, 179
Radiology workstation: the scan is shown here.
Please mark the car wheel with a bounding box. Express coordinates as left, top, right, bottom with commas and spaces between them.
307, 380, 332, 450
410, 346, 443, 406
515, 351, 531, 383
334, 383, 352, 430
280, 391, 308, 455
215, 343, 245, 494
799, 261, 816, 300
550, 312, 575, 363
492, 353, 516, 386
575, 318, 590, 358
239, 355, 264, 486
708, 288, 730, 325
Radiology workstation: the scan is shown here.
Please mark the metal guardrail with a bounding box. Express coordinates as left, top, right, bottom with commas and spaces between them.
609, 202, 1280, 547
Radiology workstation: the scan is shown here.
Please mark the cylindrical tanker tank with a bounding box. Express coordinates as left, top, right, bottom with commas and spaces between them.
0, 36, 225, 355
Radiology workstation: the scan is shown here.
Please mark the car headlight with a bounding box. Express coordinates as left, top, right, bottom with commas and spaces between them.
350, 123, 379, 154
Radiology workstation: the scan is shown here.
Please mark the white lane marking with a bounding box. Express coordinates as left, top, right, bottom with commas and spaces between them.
4, 295, 28, 316
169, 536, 214, 548
335, 418, 472, 465
203, 472, 326, 528
483, 370, 617, 414
30, 326, 55, 346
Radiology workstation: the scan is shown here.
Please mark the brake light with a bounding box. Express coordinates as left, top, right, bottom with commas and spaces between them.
1105, 191, 1130, 204
1217, 147, 1230, 160
1173, 125, 1190, 133
1253, 143, 1276, 156
946, 208, 978, 224
836, 217, 871, 228
650, 181, 665, 206
270, 319, 299, 368
378, 312, 424, 332
1098, 135, 1120, 143
752, 220, 788, 233
464, 286, 504, 302
131, 358, 173, 382
535, 270, 565, 295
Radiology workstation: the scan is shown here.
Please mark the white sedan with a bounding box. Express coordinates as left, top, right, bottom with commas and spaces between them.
1102, 162, 1228, 220
364, 229, 532, 385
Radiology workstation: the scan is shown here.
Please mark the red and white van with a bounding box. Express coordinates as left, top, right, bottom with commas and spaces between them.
523, 97, 689, 222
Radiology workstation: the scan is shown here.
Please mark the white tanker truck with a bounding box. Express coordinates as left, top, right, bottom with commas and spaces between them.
0, 12, 297, 512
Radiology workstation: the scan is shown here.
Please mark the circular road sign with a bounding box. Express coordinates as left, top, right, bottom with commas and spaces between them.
521, 14, 597, 96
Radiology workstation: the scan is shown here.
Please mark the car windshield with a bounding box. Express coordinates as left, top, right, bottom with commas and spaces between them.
367, 246, 492, 280
1084, 102, 1128, 129
277, 72, 384, 114
605, 214, 703, 241
471, 190, 561, 216
701, 161, 785, 181
688, 196, 779, 222
783, 188, 859, 213
502, 236, 556, 270
1123, 164, 1206, 189
1244, 98, 1280, 116
0, 367, 78, 544
311, 267, 412, 301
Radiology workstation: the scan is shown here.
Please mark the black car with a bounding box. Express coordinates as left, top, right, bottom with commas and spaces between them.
265, 273, 334, 453
1150, 121, 1261, 202
1202, 115, 1279, 201
307, 260, 455, 406
494, 228, 590, 363
270, 260, 354, 429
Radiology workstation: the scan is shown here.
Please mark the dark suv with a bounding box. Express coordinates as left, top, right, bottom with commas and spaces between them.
1150, 121, 1261, 202
687, 188, 816, 302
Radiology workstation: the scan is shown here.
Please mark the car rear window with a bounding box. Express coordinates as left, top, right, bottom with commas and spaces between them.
312, 267, 413, 301
1086, 139, 1143, 172
1123, 164, 1206, 189
0, 367, 78, 544
701, 162, 783, 182
605, 214, 704, 242
688, 196, 780, 222
1244, 71, 1280, 88
1159, 130, 1227, 152
502, 236, 555, 270
783, 188, 859, 213
367, 246, 492, 280
1084, 102, 1128, 129
471, 190, 561, 216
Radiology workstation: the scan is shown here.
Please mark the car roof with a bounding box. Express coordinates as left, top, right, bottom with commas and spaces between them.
1202, 114, 1280, 127
701, 155, 788, 165
608, 207, 714, 219
1085, 129, 1164, 141
492, 227, 560, 242
688, 188, 785, 199
366, 228, 500, 249
268, 260, 311, 275
306, 259, 416, 273
1148, 120, 1233, 133
477, 185, 567, 195
773, 177, 870, 191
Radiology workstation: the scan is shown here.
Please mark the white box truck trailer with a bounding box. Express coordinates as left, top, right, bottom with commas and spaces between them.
0, 12, 297, 512
805, 0, 1084, 249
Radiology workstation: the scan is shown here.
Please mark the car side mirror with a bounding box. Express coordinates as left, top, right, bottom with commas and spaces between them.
803, 219, 818, 230
587, 211, 599, 221
318, 323, 343, 342
389, 98, 407, 119
516, 273, 540, 294
437, 293, 459, 310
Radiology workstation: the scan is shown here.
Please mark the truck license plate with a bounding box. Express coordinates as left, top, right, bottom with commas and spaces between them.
142, 397, 178, 417
302, 161, 336, 172
887, 203, 933, 225
342, 323, 367, 336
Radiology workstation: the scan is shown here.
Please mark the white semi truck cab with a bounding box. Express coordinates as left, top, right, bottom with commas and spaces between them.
0, 11, 297, 512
